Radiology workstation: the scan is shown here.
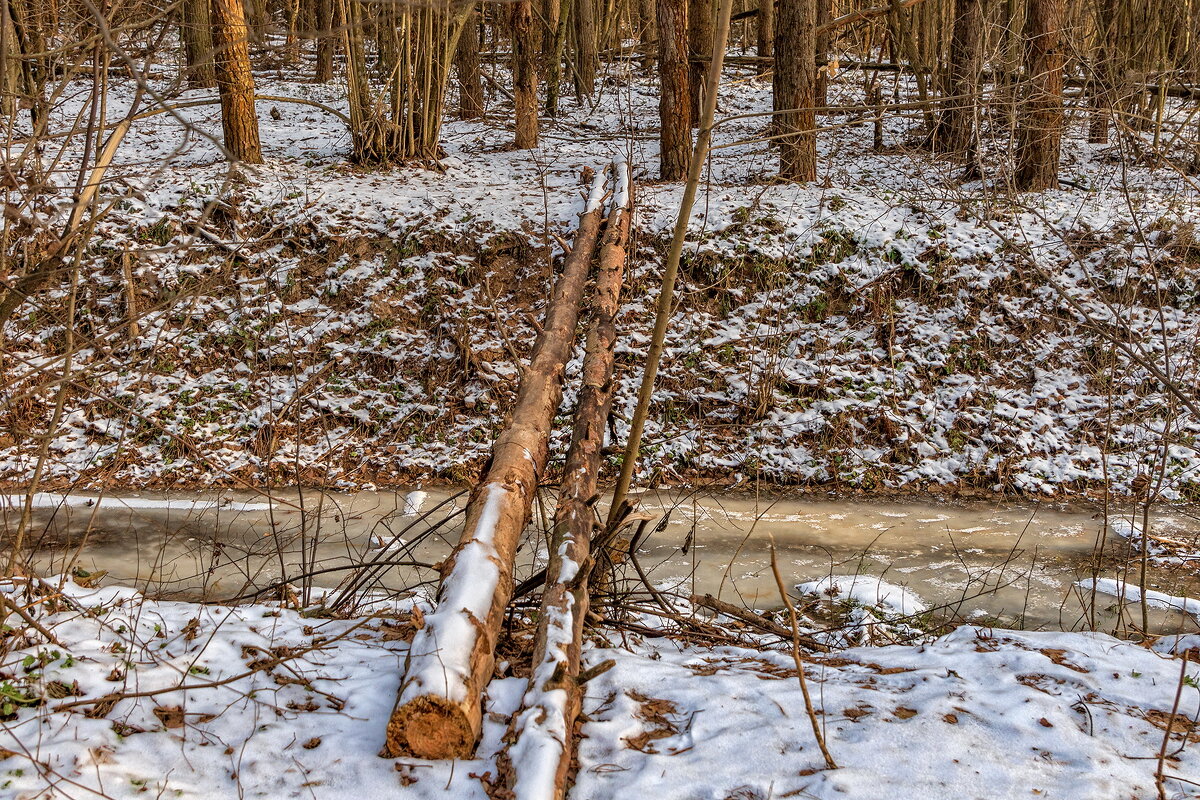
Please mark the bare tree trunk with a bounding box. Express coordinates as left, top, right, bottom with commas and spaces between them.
0, 0, 23, 115
574, 0, 597, 98
547, 0, 572, 116
542, 0, 560, 62
6, 0, 46, 128
211, 0, 263, 163
455, 8, 484, 118
935, 0, 982, 163
814, 0, 830, 107
1014, 0, 1064, 190
385, 175, 607, 760
181, 0, 217, 88
888, 0, 933, 131
243, 0, 267, 44
504, 162, 631, 800
1088, 0, 1116, 142
639, 0, 657, 68
657, 0, 691, 178
689, 0, 713, 125
513, 0, 539, 147
756, 0, 772, 62
314, 0, 335, 82
283, 0, 302, 63
775, 0, 816, 180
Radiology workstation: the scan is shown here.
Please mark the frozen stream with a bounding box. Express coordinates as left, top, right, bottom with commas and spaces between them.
4, 488, 1199, 635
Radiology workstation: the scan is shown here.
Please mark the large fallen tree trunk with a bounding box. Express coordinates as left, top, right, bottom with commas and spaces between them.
505, 159, 632, 800
384, 170, 609, 760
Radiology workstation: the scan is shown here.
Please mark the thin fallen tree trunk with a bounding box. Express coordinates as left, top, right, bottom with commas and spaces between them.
385, 169, 609, 760
608, 0, 735, 522
506, 158, 632, 800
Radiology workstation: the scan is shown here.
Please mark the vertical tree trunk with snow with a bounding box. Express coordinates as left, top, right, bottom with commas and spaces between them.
689, 0, 712, 125
513, 0, 539, 147
657, 0, 691, 179
775, 0, 816, 181
455, 8, 484, 119
1014, 0, 1064, 190
181, 0, 217, 88
935, 0, 982, 162
384, 175, 608, 760
210, 0, 263, 163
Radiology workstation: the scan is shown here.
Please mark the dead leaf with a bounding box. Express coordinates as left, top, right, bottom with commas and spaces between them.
302, 737, 322, 749
942, 713, 959, 724
1038, 648, 1089, 674
623, 692, 681, 754
153, 705, 186, 729
85, 693, 122, 719
893, 707, 918, 719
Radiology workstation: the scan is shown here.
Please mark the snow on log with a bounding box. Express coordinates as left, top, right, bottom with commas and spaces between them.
384, 169, 609, 760
506, 159, 632, 800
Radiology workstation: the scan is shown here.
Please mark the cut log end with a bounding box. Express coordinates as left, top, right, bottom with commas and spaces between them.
385, 695, 475, 759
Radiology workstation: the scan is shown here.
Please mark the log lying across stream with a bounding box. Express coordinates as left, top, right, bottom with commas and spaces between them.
505, 159, 632, 800
384, 168, 610, 760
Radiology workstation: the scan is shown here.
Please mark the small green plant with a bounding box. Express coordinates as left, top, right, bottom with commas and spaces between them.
0, 682, 40, 716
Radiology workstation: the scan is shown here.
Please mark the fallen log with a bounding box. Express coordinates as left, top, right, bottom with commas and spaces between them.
384, 169, 609, 760
505, 159, 632, 800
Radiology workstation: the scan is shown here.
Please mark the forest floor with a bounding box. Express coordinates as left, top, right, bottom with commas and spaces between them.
6, 56, 1200, 800
0, 577, 1198, 799
4, 60, 1200, 500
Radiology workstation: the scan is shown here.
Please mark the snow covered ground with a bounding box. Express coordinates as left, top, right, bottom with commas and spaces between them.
4, 60, 1200, 499
1, 577, 1198, 799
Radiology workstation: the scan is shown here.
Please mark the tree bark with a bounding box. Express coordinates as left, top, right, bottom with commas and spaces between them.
211, 0, 263, 163
688, 0, 712, 125
1014, 0, 1064, 190
0, 0, 23, 115
546, 0, 572, 116
657, 0, 691, 179
314, 0, 335, 83
242, 0, 267, 43
541, 0, 560, 66
513, 0, 539, 147
455, 8, 484, 119
505, 162, 631, 800
384, 174, 608, 760
639, 0, 656, 69
814, 0, 830, 108
1088, 0, 1116, 143
775, 0, 816, 181
935, 0, 982, 161
181, 0, 217, 88
756, 0, 773, 63
574, 0, 598, 98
